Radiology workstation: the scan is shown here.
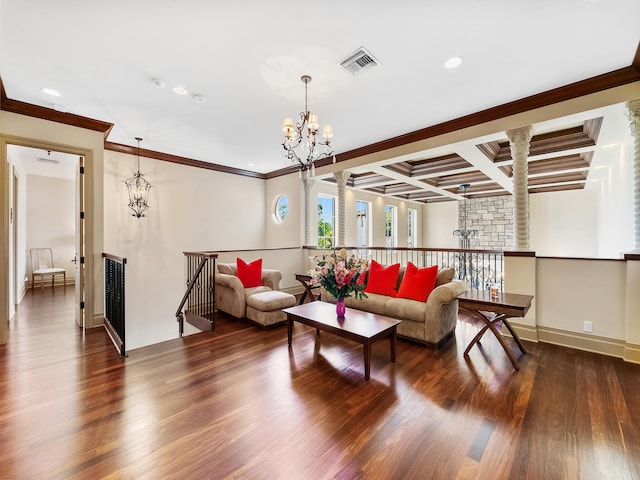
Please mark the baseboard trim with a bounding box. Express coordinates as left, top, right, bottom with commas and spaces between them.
537, 325, 626, 359
281, 286, 303, 295
90, 313, 104, 329
17, 284, 27, 303
503, 322, 539, 343
27, 277, 75, 290
623, 343, 640, 364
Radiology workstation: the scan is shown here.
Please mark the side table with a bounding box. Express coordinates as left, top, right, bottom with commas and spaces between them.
458, 290, 533, 371
294, 273, 320, 305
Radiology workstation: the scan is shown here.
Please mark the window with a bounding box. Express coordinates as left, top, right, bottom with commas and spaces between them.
318, 194, 336, 248
385, 205, 397, 248
408, 208, 417, 247
272, 194, 288, 223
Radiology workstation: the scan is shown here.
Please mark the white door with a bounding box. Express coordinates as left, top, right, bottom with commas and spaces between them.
75, 156, 85, 329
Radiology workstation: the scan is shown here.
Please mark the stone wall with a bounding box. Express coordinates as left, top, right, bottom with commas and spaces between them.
457, 195, 513, 249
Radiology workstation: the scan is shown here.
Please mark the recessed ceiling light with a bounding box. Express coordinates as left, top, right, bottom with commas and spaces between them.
248, 163, 255, 167
42, 87, 61, 96
443, 56, 463, 69
151, 78, 165, 88
173, 86, 189, 96
193, 94, 207, 103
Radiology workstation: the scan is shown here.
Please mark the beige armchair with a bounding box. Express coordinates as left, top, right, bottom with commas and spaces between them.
214, 263, 283, 319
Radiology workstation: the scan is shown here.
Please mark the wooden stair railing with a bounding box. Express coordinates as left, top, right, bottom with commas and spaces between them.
102, 252, 127, 357
176, 251, 218, 336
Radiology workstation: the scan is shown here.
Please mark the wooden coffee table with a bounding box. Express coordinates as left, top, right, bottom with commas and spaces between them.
283, 301, 401, 381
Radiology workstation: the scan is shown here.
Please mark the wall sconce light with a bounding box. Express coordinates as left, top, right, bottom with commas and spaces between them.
124, 137, 152, 218
357, 210, 367, 227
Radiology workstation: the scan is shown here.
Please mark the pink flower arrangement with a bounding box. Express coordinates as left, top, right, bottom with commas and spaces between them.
310, 248, 368, 300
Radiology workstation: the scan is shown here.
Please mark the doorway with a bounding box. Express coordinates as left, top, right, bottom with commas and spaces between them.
4, 142, 87, 336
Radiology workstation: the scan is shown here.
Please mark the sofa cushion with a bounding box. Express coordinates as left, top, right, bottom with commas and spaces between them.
436, 267, 455, 286
385, 297, 428, 323
364, 260, 400, 297
396, 263, 438, 302
347, 292, 389, 316
237, 257, 262, 288
244, 286, 272, 298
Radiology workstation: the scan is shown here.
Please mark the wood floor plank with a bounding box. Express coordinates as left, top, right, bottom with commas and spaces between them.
1, 288, 640, 479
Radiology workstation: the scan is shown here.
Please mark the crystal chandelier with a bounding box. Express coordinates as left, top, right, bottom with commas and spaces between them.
125, 137, 152, 218
452, 183, 478, 249
282, 75, 335, 178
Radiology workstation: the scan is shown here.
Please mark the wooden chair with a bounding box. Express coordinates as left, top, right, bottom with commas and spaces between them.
30, 248, 66, 291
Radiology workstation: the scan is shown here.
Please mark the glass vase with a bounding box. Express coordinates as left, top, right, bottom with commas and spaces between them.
336, 297, 346, 318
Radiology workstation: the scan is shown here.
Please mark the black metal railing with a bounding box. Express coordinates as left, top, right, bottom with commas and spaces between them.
102, 252, 127, 357
176, 251, 218, 336
307, 246, 504, 292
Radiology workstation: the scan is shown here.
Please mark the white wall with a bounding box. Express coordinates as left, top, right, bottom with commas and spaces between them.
26, 175, 76, 282
104, 150, 267, 350
423, 201, 458, 249
592, 143, 635, 257
536, 258, 627, 340
265, 173, 302, 248
530, 189, 598, 257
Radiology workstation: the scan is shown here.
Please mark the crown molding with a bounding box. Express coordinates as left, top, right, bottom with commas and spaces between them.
104, 141, 266, 178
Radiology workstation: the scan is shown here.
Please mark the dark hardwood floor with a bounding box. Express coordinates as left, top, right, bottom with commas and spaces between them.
1, 288, 639, 479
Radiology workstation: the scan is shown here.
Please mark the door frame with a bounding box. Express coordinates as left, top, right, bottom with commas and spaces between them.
1, 135, 94, 344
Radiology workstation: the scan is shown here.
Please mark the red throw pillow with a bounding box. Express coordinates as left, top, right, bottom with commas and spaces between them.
236, 257, 262, 288
396, 263, 438, 302
364, 260, 400, 297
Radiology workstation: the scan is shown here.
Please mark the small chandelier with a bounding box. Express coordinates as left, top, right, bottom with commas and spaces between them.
282, 75, 335, 178
453, 183, 478, 249
125, 137, 152, 218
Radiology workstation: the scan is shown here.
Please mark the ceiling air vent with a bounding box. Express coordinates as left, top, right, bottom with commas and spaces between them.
37, 157, 60, 164
340, 47, 380, 76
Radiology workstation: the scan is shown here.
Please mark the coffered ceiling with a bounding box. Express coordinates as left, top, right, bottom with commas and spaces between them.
322, 114, 610, 202
1, 1, 640, 200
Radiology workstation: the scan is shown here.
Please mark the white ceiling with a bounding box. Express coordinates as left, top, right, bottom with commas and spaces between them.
1, 0, 639, 179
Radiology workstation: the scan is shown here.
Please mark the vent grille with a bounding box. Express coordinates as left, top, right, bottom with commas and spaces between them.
37, 157, 60, 164
340, 47, 380, 75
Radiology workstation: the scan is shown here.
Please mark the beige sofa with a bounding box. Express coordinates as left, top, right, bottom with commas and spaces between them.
321, 268, 469, 347
215, 263, 284, 319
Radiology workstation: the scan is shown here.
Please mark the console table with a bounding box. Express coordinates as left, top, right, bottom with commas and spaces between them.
458, 290, 533, 371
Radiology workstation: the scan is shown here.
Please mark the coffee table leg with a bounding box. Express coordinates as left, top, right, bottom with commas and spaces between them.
287, 318, 293, 346
363, 342, 371, 381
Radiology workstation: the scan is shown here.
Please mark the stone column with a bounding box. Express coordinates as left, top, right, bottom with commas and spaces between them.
303, 178, 315, 246
334, 170, 351, 247
507, 126, 533, 251
626, 99, 640, 253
